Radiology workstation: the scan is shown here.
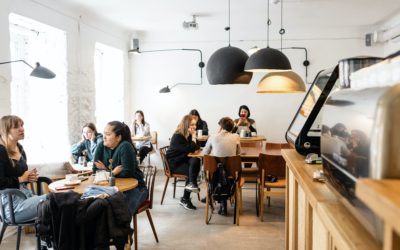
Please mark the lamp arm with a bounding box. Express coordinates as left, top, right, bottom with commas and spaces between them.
282, 47, 310, 83
0, 60, 34, 69
138, 48, 204, 86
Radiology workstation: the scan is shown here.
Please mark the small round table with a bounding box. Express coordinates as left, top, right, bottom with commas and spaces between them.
48, 176, 138, 193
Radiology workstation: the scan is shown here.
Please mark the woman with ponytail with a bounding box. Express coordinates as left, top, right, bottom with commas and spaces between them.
93, 121, 147, 214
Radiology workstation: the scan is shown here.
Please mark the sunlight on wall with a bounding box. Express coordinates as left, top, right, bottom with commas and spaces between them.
9, 13, 69, 165
94, 42, 124, 131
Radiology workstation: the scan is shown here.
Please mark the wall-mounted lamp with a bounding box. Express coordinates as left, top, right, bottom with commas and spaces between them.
129, 43, 204, 93
0, 60, 56, 79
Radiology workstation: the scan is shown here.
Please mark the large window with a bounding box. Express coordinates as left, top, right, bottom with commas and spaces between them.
9, 13, 68, 164
94, 43, 124, 130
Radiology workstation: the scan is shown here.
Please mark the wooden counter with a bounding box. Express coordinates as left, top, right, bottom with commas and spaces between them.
356, 179, 400, 250
282, 149, 380, 250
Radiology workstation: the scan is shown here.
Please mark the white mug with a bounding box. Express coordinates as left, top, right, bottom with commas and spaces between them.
240, 130, 246, 138
197, 130, 203, 137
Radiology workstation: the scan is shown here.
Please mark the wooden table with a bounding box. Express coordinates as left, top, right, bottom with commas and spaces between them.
239, 135, 266, 143
48, 176, 138, 193
132, 136, 151, 142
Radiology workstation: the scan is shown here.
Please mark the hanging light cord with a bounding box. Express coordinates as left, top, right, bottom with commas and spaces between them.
267, 0, 270, 48
279, 0, 285, 51
225, 0, 231, 46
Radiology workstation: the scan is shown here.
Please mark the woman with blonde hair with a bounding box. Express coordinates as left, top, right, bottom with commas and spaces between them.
166, 114, 201, 210
0, 115, 45, 223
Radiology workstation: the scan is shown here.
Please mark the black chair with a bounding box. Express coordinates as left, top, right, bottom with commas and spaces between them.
0, 177, 52, 250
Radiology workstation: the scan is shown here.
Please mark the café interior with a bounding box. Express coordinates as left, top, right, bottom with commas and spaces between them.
1, 0, 400, 249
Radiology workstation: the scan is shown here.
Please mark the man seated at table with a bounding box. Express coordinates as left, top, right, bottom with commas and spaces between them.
202, 117, 241, 215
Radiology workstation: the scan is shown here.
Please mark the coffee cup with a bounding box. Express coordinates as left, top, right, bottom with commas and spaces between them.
65, 174, 79, 182
251, 132, 257, 137
240, 130, 246, 138
197, 130, 203, 137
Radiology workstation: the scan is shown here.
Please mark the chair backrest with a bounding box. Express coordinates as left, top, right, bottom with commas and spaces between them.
203, 155, 242, 180
140, 165, 157, 209
150, 131, 158, 149
159, 146, 172, 176
257, 153, 286, 179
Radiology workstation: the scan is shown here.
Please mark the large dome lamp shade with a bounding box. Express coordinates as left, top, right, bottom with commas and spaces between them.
206, 46, 252, 85
244, 47, 291, 72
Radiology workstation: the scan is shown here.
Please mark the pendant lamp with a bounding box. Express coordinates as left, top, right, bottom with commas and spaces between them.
244, 0, 291, 72
206, 0, 252, 85
256, 71, 305, 93
0, 60, 56, 79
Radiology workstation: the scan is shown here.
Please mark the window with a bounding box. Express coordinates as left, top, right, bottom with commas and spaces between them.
94, 43, 124, 130
9, 13, 68, 164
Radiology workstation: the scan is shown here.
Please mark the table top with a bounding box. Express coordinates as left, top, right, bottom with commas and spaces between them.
239, 135, 266, 142
48, 176, 138, 194
189, 142, 281, 159
132, 135, 151, 142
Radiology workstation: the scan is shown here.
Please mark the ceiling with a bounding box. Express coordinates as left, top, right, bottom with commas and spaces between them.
53, 0, 399, 33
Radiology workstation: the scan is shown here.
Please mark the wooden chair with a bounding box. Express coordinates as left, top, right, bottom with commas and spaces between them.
159, 146, 200, 205
203, 155, 243, 225
144, 131, 158, 166
257, 153, 286, 221
133, 166, 159, 250
0, 177, 52, 250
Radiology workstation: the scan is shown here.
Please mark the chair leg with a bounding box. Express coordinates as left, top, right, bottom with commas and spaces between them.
197, 193, 200, 201
160, 176, 170, 205
133, 214, 138, 250
260, 187, 265, 222
173, 177, 177, 198
267, 187, 271, 207
256, 182, 259, 217
0, 223, 7, 244
17, 226, 22, 250
145, 210, 159, 242
36, 235, 41, 250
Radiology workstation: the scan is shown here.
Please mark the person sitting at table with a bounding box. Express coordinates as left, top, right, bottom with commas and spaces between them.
166, 114, 201, 210
130, 110, 152, 164
71, 122, 103, 163
93, 121, 148, 215
232, 105, 257, 135
189, 109, 209, 147
0, 115, 46, 223
202, 117, 241, 215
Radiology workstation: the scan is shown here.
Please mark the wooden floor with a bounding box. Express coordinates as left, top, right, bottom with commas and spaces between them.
1, 173, 285, 250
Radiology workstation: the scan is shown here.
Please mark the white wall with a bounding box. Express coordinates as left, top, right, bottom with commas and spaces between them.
0, 0, 131, 144
129, 27, 386, 148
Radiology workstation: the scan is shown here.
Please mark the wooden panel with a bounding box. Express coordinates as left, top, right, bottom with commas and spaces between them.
317, 202, 380, 250
288, 170, 297, 250
356, 179, 400, 235
313, 211, 329, 250
297, 187, 306, 250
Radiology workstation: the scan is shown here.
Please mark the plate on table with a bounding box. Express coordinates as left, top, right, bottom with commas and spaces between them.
64, 180, 81, 186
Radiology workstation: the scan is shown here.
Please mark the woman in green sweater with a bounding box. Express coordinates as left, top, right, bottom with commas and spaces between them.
93, 121, 147, 215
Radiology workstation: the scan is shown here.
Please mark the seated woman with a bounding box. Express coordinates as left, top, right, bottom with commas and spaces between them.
189, 109, 209, 147
233, 105, 257, 135
202, 117, 241, 215
71, 122, 103, 163
93, 121, 147, 215
130, 110, 152, 164
166, 114, 201, 210
0, 115, 45, 223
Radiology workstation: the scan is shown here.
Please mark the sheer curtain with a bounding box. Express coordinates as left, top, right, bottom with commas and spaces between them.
9, 13, 69, 165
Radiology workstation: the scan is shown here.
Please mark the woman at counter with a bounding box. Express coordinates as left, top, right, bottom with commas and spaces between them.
166, 114, 201, 210
0, 115, 45, 223
93, 121, 147, 214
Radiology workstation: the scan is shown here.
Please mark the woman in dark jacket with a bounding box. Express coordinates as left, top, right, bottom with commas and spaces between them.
166, 114, 200, 210
71, 122, 103, 163
93, 121, 147, 215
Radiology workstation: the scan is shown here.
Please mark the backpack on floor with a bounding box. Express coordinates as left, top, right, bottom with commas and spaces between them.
35, 197, 54, 248
209, 158, 235, 203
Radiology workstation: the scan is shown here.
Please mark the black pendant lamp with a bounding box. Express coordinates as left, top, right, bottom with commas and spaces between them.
245, 0, 291, 72
206, 0, 252, 85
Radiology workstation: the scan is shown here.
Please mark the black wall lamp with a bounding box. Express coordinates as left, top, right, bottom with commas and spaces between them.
0, 60, 56, 79
129, 44, 204, 93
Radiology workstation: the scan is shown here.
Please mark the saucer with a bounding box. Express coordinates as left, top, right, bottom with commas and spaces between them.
64, 179, 81, 186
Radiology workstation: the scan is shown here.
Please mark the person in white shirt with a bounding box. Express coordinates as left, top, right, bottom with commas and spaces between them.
130, 110, 152, 164
202, 117, 241, 157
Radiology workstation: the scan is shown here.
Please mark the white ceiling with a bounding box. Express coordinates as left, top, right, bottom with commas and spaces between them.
53, 0, 400, 37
